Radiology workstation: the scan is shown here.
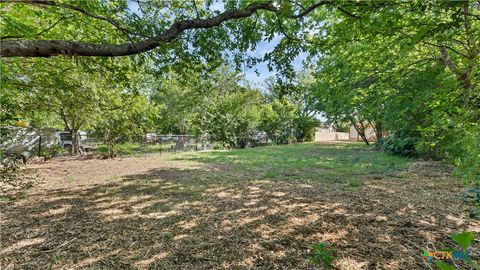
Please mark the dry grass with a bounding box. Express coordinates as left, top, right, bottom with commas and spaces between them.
1, 143, 478, 269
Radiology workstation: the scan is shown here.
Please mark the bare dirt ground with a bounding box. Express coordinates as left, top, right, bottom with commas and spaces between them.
1, 152, 479, 269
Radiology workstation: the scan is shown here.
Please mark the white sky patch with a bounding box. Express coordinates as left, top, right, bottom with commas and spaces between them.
209, 0, 225, 12
127, 0, 141, 15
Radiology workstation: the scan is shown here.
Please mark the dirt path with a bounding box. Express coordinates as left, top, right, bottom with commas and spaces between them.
1, 154, 478, 269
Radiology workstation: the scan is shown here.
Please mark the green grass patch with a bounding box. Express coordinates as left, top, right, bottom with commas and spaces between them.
92, 142, 173, 156
172, 142, 412, 183
347, 179, 363, 188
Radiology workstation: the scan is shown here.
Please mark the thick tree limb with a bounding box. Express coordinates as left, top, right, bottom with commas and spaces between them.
1, 2, 280, 57
440, 46, 462, 76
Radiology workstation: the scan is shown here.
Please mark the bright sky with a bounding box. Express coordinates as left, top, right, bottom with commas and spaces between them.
127, 0, 306, 89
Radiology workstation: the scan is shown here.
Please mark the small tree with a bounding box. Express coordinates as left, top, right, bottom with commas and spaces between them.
96, 95, 156, 158
194, 89, 262, 148
258, 100, 296, 144
293, 115, 318, 142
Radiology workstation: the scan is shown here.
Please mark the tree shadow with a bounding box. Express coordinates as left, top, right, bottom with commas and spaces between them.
1, 162, 476, 269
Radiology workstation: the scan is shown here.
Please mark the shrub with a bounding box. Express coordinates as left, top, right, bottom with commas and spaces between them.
451, 126, 480, 187
0, 151, 35, 198
293, 115, 318, 142
258, 100, 296, 144
379, 129, 420, 157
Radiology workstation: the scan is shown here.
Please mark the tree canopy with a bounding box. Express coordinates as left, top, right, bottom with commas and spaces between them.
1, 0, 479, 183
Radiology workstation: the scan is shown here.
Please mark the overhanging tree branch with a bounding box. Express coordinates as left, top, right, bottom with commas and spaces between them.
1, 1, 282, 57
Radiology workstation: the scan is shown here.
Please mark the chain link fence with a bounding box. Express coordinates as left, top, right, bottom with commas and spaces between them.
143, 134, 212, 152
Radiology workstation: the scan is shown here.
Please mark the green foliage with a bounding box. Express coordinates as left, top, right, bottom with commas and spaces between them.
451, 125, 480, 186
293, 115, 317, 142
152, 65, 263, 148
430, 231, 477, 269
347, 179, 363, 188
434, 261, 456, 270
1, 50, 157, 156
151, 65, 317, 147
1, 0, 478, 187
194, 88, 262, 148
259, 73, 319, 144
379, 130, 420, 157
258, 100, 296, 144
310, 242, 336, 269
309, 0, 479, 185
451, 231, 475, 251
95, 95, 157, 158
40, 144, 63, 160
150, 68, 203, 134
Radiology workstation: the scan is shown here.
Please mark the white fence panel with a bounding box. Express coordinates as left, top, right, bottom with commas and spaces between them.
335, 132, 349, 140
315, 132, 350, 141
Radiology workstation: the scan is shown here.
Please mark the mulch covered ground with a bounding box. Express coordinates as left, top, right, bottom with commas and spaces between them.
1, 154, 478, 269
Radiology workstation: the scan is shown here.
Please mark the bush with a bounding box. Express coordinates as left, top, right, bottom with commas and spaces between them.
451, 125, 480, 186
293, 115, 318, 142
379, 130, 420, 157
417, 122, 480, 186
41, 144, 63, 160
1, 151, 36, 198
193, 90, 262, 148
258, 100, 296, 144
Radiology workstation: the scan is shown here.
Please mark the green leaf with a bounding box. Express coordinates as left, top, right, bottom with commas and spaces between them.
451, 231, 475, 250
434, 261, 456, 270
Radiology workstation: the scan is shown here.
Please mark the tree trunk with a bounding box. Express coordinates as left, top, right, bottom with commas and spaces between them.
352, 121, 370, 145
71, 128, 81, 155
106, 141, 115, 158
372, 121, 383, 144
38, 132, 42, 157
108, 145, 114, 159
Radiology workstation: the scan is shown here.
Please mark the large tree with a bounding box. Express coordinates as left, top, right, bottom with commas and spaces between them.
307, 0, 479, 182
0, 0, 406, 60
1, 54, 152, 154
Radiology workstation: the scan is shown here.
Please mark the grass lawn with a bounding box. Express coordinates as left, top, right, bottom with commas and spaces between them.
92, 142, 175, 156
176, 142, 410, 184
1, 142, 476, 269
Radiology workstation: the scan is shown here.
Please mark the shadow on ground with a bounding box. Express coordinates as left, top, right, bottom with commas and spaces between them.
0, 161, 476, 269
